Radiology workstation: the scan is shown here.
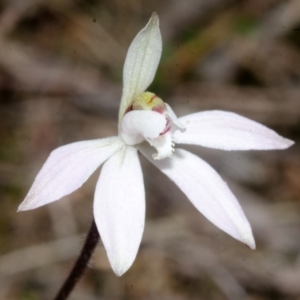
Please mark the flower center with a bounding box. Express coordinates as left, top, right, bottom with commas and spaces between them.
120, 92, 185, 159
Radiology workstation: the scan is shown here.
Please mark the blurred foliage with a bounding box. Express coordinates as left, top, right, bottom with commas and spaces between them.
0, 0, 299, 299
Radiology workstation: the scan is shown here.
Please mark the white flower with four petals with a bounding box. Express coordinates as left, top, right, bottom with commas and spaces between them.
19, 13, 294, 276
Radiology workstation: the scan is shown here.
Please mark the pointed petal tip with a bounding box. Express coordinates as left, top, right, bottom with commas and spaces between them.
273, 137, 295, 150
17, 199, 38, 212
17, 192, 49, 212
113, 265, 128, 277
249, 243, 256, 250
17, 200, 30, 212
109, 254, 133, 277
151, 12, 159, 20
283, 138, 295, 149
148, 12, 159, 30
242, 232, 256, 250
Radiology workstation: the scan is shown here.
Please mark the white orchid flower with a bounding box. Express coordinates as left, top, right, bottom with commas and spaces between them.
18, 13, 294, 276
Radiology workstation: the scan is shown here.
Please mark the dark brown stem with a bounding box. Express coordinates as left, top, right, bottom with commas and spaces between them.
54, 219, 99, 300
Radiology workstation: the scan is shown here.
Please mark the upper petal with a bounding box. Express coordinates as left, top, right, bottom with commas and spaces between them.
118, 13, 162, 121
94, 146, 145, 276
120, 110, 166, 145
18, 137, 124, 211
173, 110, 294, 150
139, 145, 255, 249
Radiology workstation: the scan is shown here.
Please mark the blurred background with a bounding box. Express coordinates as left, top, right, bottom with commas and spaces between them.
0, 0, 299, 299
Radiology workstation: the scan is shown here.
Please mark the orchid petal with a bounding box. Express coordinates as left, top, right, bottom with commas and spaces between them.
173, 110, 294, 150
165, 103, 185, 132
18, 137, 123, 211
94, 146, 145, 276
139, 146, 255, 249
118, 13, 162, 121
120, 110, 166, 145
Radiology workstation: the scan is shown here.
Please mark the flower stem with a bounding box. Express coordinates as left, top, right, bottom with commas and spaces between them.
54, 219, 99, 300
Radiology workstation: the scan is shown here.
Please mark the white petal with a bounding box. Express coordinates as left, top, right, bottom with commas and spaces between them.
18, 137, 124, 211
174, 110, 294, 150
139, 146, 255, 249
118, 13, 162, 121
120, 110, 166, 145
165, 103, 186, 132
94, 146, 145, 276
